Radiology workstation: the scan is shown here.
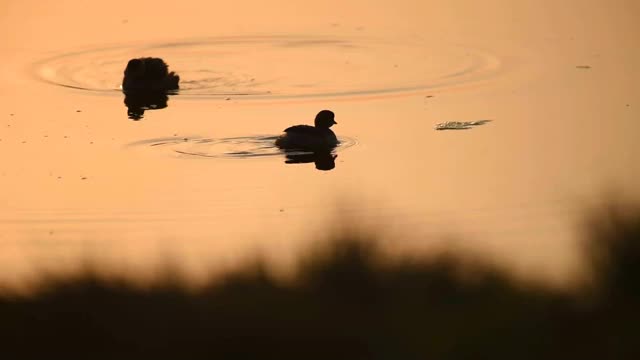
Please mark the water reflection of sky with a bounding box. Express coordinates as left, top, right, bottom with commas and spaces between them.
1, 0, 639, 290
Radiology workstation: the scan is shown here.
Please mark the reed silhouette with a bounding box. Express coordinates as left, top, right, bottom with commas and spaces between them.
1, 201, 638, 359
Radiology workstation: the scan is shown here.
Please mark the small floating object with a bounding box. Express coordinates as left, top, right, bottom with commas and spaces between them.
576, 65, 592, 69
434, 120, 492, 131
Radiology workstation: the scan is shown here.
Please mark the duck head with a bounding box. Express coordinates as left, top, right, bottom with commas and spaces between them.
314, 110, 337, 129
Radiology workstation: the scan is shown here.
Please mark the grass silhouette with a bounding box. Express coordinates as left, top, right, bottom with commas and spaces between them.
1, 202, 639, 359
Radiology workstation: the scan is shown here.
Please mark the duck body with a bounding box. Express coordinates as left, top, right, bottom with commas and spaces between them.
122, 57, 180, 92
275, 110, 339, 151
276, 125, 338, 149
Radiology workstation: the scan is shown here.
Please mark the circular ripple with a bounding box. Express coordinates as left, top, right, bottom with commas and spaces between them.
127, 135, 357, 159
33, 35, 501, 99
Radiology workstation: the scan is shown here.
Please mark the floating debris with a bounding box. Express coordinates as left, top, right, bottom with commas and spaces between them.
576, 65, 591, 69
434, 120, 492, 131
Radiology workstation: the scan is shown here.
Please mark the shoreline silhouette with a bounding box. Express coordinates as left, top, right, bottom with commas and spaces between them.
1, 200, 638, 359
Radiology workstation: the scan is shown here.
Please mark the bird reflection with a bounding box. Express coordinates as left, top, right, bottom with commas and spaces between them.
283, 150, 338, 171
123, 91, 169, 120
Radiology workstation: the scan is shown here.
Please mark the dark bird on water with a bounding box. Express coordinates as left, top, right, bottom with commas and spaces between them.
275, 110, 339, 150
122, 57, 180, 92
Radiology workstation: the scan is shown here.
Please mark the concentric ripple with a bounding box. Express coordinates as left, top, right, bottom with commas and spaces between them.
33, 35, 501, 99
127, 135, 357, 159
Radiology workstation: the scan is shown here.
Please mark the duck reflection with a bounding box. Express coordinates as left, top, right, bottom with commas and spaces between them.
123, 91, 169, 120
283, 150, 338, 171
121, 57, 179, 120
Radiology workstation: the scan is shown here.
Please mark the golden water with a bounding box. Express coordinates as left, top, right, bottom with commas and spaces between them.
1, 0, 639, 290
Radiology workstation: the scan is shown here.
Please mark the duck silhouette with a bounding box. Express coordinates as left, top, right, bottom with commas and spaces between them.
275, 110, 338, 150
122, 57, 180, 92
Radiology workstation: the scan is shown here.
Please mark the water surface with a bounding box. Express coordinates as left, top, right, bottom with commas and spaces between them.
1, 0, 639, 290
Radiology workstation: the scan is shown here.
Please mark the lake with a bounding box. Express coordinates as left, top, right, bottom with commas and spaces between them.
1, 0, 639, 291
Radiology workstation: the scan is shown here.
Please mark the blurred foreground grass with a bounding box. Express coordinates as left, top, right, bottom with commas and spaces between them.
1, 201, 639, 359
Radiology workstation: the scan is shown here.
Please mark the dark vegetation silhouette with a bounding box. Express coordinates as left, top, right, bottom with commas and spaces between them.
1, 201, 639, 359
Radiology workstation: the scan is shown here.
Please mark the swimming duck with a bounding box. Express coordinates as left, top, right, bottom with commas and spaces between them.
275, 110, 338, 150
122, 57, 180, 92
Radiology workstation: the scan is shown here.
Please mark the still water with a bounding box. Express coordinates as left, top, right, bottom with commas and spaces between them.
1, 0, 639, 290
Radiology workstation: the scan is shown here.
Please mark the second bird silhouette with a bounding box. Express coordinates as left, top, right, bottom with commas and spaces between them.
122, 57, 180, 92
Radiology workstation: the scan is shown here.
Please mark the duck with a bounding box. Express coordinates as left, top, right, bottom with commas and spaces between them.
275, 110, 339, 150
122, 57, 180, 92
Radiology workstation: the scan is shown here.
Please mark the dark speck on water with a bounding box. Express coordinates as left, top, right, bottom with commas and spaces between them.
576, 65, 591, 69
